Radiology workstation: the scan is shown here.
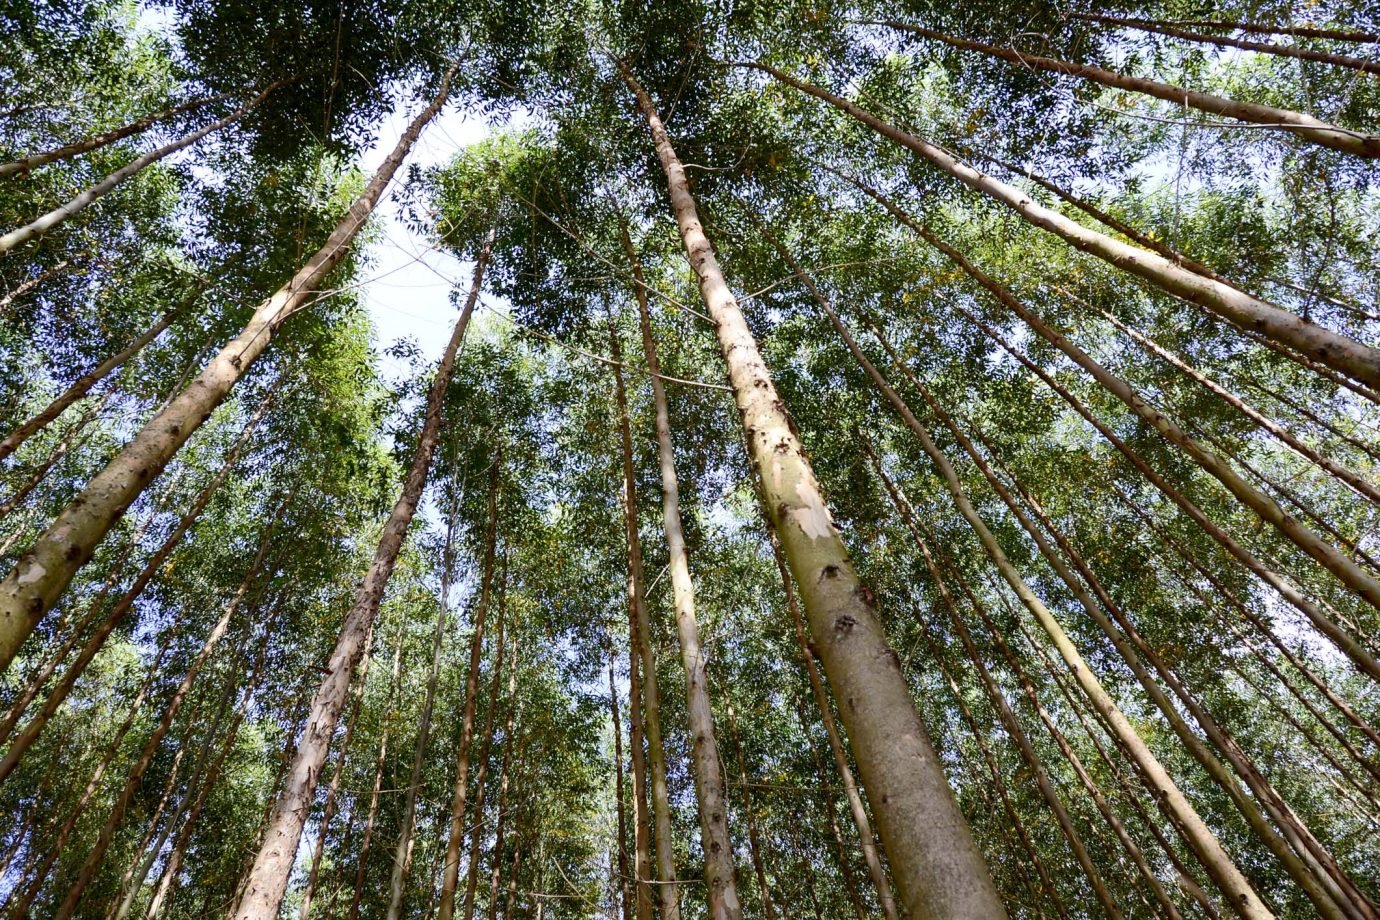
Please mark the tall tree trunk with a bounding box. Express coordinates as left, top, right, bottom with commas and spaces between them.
866, 24, 1380, 157
346, 630, 405, 920
616, 61, 1005, 920
0, 301, 187, 461
0, 257, 78, 312
723, 701, 777, 920
0, 92, 231, 177
486, 655, 523, 920
792, 700, 867, 920
750, 62, 1380, 386
627, 225, 741, 920
53, 522, 279, 919
385, 517, 462, 920
1069, 12, 1380, 75
0, 85, 282, 254
606, 293, 680, 920
608, 653, 633, 920
0, 395, 104, 516
0, 398, 272, 783
232, 224, 489, 920
296, 640, 374, 920
0, 59, 462, 668
461, 581, 509, 920
438, 454, 502, 920
1138, 19, 1379, 42
829, 298, 1272, 917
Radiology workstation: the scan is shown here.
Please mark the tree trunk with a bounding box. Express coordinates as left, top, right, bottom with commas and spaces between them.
486, 657, 524, 920
53, 520, 279, 919
607, 272, 680, 920
385, 517, 462, 920
751, 62, 1380, 386
0, 85, 282, 253
0, 304, 184, 461
0, 92, 231, 177
232, 223, 489, 920
0, 59, 461, 669
438, 454, 503, 920
723, 701, 777, 920
1141, 19, 1379, 42
628, 222, 741, 920
1070, 12, 1380, 75
792, 700, 867, 920
869, 23, 1380, 157
462, 583, 510, 920
617, 60, 1005, 920
0, 398, 272, 783
0, 394, 104, 516
829, 302, 1272, 917
608, 653, 633, 920
0, 257, 78, 312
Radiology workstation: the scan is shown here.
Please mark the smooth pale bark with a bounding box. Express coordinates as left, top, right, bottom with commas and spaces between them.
385, 518, 460, 920
232, 227, 488, 920
867, 449, 1123, 920
0, 60, 461, 671
611, 236, 681, 920
723, 701, 777, 920
0, 92, 231, 177
0, 402, 270, 785
751, 62, 1380, 387
869, 23, 1380, 157
864, 193, 1380, 611
346, 633, 404, 920
0, 86, 280, 253
608, 654, 632, 920
617, 60, 1005, 920
461, 593, 509, 920
767, 525, 899, 920
0, 305, 183, 461
53, 535, 273, 920
629, 227, 741, 920
1082, 295, 1380, 506
296, 647, 373, 920
438, 456, 502, 920
829, 306, 1272, 916
1070, 12, 1380, 75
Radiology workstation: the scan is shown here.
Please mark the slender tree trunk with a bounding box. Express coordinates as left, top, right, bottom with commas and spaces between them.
345, 631, 405, 920
438, 455, 502, 920
752, 63, 1380, 385
607, 291, 680, 920
0, 257, 77, 312
0, 395, 103, 516
628, 223, 741, 920
486, 662, 523, 920
0, 305, 183, 462
872, 457, 1122, 919
866, 23, 1380, 156
385, 523, 461, 920
461, 586, 510, 920
608, 654, 632, 920
232, 224, 489, 920
0, 92, 231, 177
0, 398, 271, 783
723, 701, 777, 920
1137, 19, 1379, 42
296, 643, 374, 920
0, 59, 462, 669
792, 700, 866, 920
53, 521, 278, 919
0, 85, 282, 253
1070, 12, 1380, 75
835, 318, 1271, 919
1245, 377, 1380, 457
617, 61, 1005, 920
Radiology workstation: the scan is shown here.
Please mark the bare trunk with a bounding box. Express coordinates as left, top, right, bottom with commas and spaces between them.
345, 632, 405, 920
723, 702, 777, 920
0, 258, 79, 312
0, 395, 103, 516
232, 223, 488, 920
613, 229, 682, 920
486, 657, 523, 920
608, 654, 632, 920
1139, 19, 1378, 42
629, 222, 741, 920
617, 61, 1005, 920
438, 455, 502, 920
461, 586, 510, 920
792, 700, 866, 920
753, 62, 1380, 386
0, 60, 461, 669
0, 92, 231, 177
1070, 12, 1380, 75
0, 85, 281, 253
